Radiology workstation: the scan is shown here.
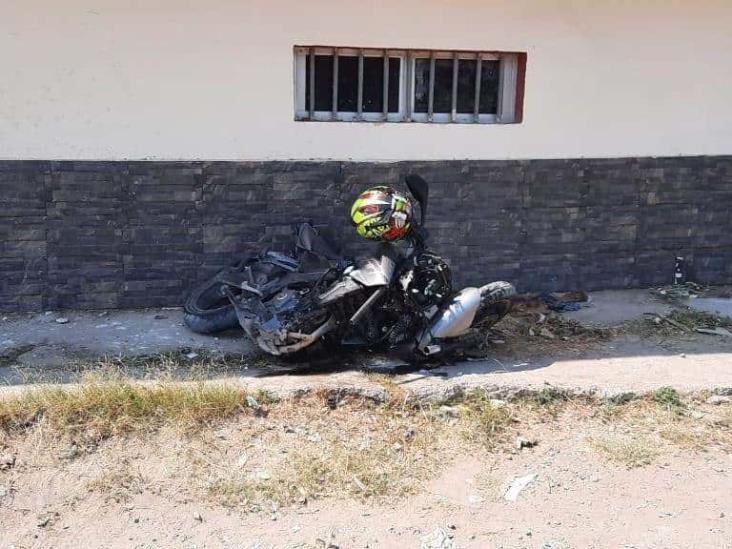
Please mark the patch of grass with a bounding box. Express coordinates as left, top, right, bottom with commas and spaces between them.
589, 434, 659, 467
97, 350, 252, 381
208, 477, 287, 510
588, 395, 732, 468
532, 387, 571, 407
597, 401, 627, 423
652, 387, 685, 413
0, 380, 253, 439
459, 393, 513, 448
365, 373, 408, 404
86, 466, 149, 503
206, 396, 448, 510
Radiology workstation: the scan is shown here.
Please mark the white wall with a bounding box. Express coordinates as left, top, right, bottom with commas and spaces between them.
1, 0, 731, 161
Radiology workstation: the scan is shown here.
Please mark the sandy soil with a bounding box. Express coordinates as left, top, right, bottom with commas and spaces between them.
2, 398, 731, 549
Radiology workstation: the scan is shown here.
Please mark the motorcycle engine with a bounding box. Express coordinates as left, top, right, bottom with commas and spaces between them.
402, 251, 452, 309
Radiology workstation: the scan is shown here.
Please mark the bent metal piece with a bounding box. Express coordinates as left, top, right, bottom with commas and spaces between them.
256, 315, 337, 355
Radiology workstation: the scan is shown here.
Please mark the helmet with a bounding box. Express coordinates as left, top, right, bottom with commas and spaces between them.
351, 186, 413, 241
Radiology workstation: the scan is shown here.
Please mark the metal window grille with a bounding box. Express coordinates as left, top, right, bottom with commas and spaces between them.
294, 47, 521, 124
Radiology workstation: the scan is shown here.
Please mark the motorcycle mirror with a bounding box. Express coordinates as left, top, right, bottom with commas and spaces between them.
405, 174, 429, 225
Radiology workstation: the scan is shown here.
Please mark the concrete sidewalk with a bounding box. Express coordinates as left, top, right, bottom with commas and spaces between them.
1, 290, 732, 399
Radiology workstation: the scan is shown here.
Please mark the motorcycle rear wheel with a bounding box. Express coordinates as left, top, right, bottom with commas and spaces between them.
474, 281, 516, 328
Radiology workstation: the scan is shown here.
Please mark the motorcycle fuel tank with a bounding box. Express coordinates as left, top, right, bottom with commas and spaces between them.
348, 254, 396, 287
427, 287, 482, 338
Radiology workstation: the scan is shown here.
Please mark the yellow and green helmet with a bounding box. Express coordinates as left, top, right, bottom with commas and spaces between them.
350, 186, 413, 241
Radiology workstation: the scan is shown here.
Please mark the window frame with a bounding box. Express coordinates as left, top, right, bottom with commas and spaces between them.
294, 46, 522, 124
294, 47, 408, 123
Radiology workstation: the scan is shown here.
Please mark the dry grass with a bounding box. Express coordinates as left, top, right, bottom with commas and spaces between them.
589, 433, 660, 467
459, 392, 513, 447
205, 393, 451, 511
3, 377, 732, 512
0, 379, 253, 440
3, 350, 254, 386
86, 466, 149, 503
588, 396, 732, 467
205, 388, 516, 511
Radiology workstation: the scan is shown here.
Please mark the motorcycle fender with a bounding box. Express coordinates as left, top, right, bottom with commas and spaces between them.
426, 287, 481, 339
316, 275, 364, 306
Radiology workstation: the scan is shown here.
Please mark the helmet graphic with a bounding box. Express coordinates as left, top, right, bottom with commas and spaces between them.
350, 186, 413, 241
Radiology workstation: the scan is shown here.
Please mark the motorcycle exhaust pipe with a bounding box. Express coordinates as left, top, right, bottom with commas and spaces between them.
272, 315, 337, 355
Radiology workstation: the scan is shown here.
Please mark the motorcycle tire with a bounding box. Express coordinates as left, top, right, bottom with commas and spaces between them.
183, 310, 239, 335
474, 281, 516, 328
183, 277, 239, 334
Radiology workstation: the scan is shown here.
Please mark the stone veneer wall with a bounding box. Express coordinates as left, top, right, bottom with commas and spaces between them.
1, 156, 730, 312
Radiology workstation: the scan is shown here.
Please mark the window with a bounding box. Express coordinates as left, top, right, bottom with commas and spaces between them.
294, 47, 525, 124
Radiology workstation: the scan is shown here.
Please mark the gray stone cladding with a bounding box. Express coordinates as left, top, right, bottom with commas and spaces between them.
1, 156, 730, 311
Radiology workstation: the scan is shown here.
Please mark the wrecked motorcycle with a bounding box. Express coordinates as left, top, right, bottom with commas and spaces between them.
183, 223, 343, 334
185, 175, 515, 359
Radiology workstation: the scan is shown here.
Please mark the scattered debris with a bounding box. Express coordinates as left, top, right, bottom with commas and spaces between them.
637, 307, 732, 336
493, 311, 613, 355
250, 469, 271, 481
59, 444, 79, 460
314, 532, 340, 549
37, 512, 59, 528
55, 317, 69, 324
193, 511, 203, 522
0, 452, 16, 470
515, 436, 538, 450
420, 527, 456, 549
539, 328, 556, 340
467, 494, 484, 506
505, 473, 538, 502
696, 327, 732, 337
185, 352, 199, 360
651, 282, 707, 302
539, 291, 589, 312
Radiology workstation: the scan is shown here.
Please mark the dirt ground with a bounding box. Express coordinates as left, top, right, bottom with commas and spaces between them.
1, 392, 731, 549
2, 289, 732, 548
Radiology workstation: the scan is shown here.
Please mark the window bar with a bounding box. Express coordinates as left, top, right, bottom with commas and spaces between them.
357, 50, 364, 121
451, 52, 458, 122
332, 48, 339, 120
427, 52, 435, 122
500, 55, 518, 123
473, 55, 482, 123
308, 48, 315, 119
405, 51, 413, 121
382, 50, 389, 121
